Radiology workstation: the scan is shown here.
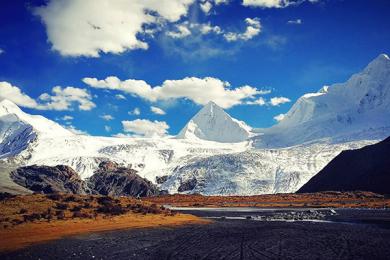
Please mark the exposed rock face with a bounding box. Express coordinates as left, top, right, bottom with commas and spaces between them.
178, 178, 198, 192
87, 161, 160, 197
298, 136, 390, 194
9, 161, 161, 197
10, 165, 88, 194
156, 175, 168, 184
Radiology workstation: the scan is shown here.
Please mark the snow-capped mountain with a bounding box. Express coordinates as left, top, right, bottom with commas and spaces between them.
0, 99, 72, 159
0, 54, 389, 196
177, 101, 252, 143
254, 54, 390, 148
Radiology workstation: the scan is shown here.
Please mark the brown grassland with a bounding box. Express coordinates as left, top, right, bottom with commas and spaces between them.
0, 193, 209, 252
145, 191, 390, 208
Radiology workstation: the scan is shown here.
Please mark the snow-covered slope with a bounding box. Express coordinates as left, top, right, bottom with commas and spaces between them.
161, 140, 374, 195
254, 54, 390, 148
0, 99, 72, 159
177, 101, 252, 143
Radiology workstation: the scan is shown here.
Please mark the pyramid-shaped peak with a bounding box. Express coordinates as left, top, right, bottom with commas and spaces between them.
202, 101, 224, 111
176, 102, 252, 143
377, 53, 389, 60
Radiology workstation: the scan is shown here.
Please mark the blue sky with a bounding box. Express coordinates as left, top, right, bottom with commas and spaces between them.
0, 0, 389, 137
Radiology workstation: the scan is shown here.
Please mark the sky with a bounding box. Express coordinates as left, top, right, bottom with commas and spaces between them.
0, 0, 389, 137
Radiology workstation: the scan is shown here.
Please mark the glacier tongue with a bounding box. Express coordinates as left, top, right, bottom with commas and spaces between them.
177, 101, 252, 143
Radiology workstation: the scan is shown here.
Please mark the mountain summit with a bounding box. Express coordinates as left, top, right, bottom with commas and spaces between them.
254, 54, 390, 148
176, 101, 252, 143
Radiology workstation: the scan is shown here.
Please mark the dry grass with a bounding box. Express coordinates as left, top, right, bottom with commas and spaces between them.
0, 193, 209, 252
145, 191, 390, 209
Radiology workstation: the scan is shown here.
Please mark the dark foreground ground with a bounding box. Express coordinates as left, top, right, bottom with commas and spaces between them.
2, 208, 390, 260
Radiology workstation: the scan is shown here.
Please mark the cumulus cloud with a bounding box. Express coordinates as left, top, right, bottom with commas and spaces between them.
104, 125, 111, 132
242, 0, 319, 8
0, 81, 39, 108
198, 23, 222, 35
83, 76, 266, 109
1, 81, 95, 111
287, 18, 302, 24
166, 24, 192, 39
246, 97, 266, 106
224, 18, 261, 42
61, 115, 74, 121
38, 86, 96, 111
100, 114, 114, 121
200, 1, 213, 14
274, 113, 286, 122
150, 106, 166, 115
269, 96, 291, 106
122, 119, 169, 137
115, 94, 126, 100
33, 0, 194, 57
128, 107, 141, 116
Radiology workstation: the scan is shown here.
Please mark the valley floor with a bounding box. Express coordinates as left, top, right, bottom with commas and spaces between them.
0, 194, 208, 252
1, 192, 390, 259
2, 208, 390, 260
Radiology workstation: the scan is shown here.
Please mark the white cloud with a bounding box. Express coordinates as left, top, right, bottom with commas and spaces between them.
269, 96, 291, 106
166, 24, 192, 39
104, 125, 111, 132
287, 18, 302, 24
214, 0, 230, 4
33, 0, 194, 57
61, 115, 74, 121
64, 125, 88, 135
224, 18, 261, 42
0, 81, 39, 108
122, 119, 169, 137
246, 97, 266, 105
274, 113, 286, 122
0, 48, 4, 55
0, 81, 95, 111
38, 86, 96, 111
150, 106, 166, 115
242, 0, 319, 8
198, 23, 222, 35
128, 107, 141, 116
200, 1, 213, 14
84, 76, 265, 109
115, 94, 126, 100
100, 114, 114, 121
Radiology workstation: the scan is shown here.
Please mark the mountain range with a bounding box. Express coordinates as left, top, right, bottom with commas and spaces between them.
0, 54, 389, 195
